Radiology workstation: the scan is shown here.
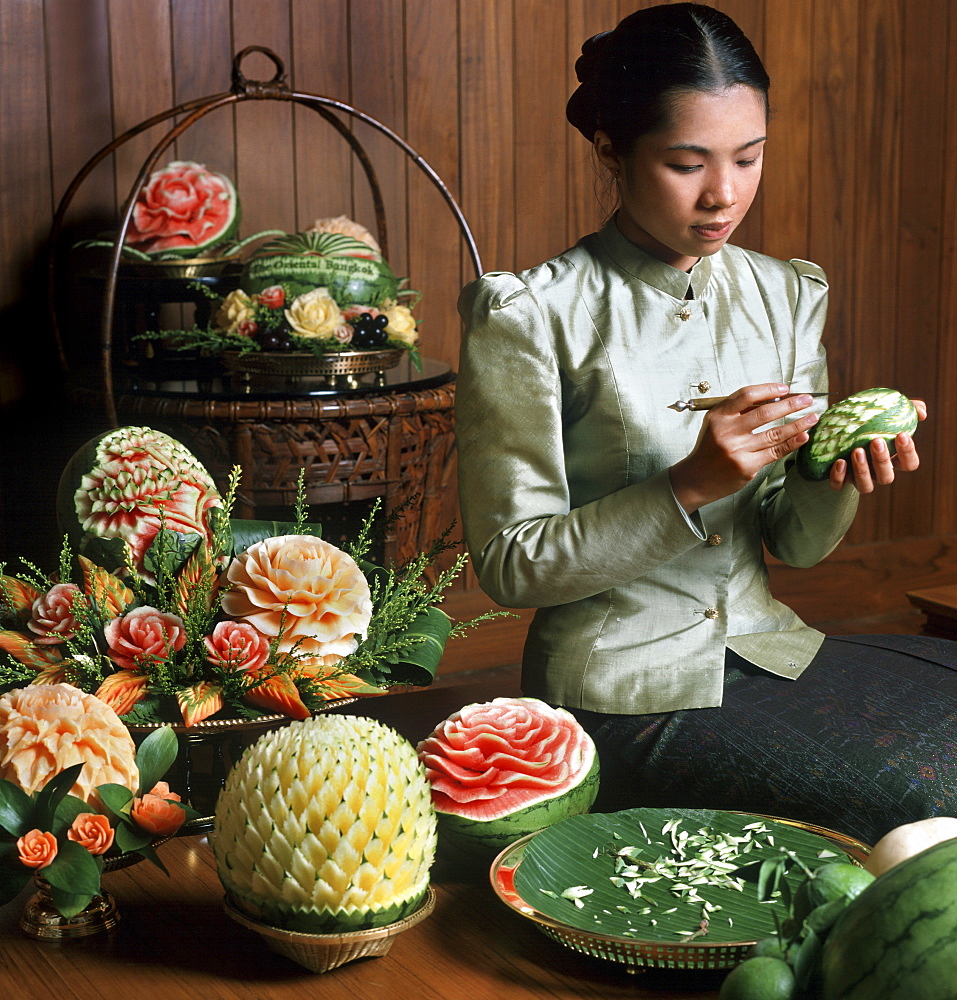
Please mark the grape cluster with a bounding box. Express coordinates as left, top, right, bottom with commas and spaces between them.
255, 323, 296, 352
350, 313, 389, 348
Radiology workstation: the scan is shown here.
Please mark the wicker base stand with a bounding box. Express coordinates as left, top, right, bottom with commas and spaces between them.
107, 379, 456, 567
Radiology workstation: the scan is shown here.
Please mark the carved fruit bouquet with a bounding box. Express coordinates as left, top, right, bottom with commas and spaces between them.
0, 426, 491, 728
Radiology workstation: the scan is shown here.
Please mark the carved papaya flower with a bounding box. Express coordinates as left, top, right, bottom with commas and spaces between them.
220, 534, 372, 661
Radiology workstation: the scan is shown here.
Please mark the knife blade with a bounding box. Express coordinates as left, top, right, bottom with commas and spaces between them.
668, 392, 830, 412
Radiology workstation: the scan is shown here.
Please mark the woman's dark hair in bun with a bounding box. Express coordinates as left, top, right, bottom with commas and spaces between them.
566, 3, 770, 154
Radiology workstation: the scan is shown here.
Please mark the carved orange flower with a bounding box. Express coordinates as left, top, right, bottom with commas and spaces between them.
67, 813, 115, 855
131, 791, 186, 837
0, 683, 139, 804
17, 829, 58, 869
221, 535, 372, 660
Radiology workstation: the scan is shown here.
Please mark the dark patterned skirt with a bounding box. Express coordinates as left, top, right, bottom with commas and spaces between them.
567, 635, 957, 845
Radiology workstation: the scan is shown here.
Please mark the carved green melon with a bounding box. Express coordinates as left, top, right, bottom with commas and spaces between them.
242, 231, 398, 306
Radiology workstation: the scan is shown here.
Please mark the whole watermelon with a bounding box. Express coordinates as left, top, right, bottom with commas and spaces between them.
820, 835, 957, 999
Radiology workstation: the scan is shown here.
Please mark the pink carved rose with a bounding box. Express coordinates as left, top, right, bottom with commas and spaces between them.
342, 305, 381, 323
67, 813, 115, 855
73, 426, 222, 582
104, 606, 187, 670
221, 535, 372, 660
28, 583, 86, 645
333, 324, 353, 344
203, 620, 271, 675
417, 697, 595, 819
125, 160, 236, 254
257, 285, 285, 309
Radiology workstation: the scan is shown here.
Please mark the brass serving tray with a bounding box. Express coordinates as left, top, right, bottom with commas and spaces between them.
220, 348, 404, 378
490, 808, 870, 973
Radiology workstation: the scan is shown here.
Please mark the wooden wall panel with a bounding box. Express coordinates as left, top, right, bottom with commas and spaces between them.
2, 0, 957, 607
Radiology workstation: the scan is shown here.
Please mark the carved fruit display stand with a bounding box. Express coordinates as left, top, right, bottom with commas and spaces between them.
51, 47, 481, 566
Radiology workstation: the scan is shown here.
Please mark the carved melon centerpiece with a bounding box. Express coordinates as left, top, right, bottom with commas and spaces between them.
242, 231, 398, 306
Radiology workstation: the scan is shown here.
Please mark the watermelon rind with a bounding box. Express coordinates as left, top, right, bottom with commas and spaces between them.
820, 836, 957, 999
796, 387, 918, 481
435, 752, 600, 857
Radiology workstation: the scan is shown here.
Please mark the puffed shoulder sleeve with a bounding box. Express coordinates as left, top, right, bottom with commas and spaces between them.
456, 271, 708, 608
760, 259, 860, 567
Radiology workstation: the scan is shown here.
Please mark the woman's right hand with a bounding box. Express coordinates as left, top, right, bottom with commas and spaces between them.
668, 383, 819, 514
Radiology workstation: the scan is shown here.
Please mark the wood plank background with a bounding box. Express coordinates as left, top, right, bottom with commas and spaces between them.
2, 0, 956, 631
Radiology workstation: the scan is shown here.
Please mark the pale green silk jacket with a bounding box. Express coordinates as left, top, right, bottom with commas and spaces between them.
456, 220, 859, 716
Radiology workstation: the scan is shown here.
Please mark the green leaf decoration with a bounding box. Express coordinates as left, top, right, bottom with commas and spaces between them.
34, 763, 84, 830
229, 518, 322, 554
114, 821, 152, 855
143, 528, 201, 581
134, 725, 179, 794
96, 783, 134, 818
53, 794, 91, 835
510, 809, 859, 945
0, 856, 33, 906
0, 779, 35, 837
44, 839, 101, 898
50, 884, 95, 920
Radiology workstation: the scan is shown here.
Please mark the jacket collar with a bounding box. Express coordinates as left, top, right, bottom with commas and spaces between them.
596, 216, 714, 300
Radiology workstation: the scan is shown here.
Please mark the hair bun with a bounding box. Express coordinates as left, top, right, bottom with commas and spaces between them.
574, 30, 613, 83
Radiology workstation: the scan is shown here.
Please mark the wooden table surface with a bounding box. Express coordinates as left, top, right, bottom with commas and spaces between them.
0, 683, 727, 1000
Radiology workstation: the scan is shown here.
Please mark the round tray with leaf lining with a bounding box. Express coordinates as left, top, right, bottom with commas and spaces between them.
490, 807, 870, 973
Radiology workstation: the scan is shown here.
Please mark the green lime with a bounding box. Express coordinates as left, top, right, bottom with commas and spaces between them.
718, 957, 797, 1000
748, 936, 788, 961
792, 862, 875, 925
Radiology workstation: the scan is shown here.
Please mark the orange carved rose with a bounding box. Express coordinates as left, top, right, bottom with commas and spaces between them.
221, 535, 372, 660
131, 792, 186, 837
0, 684, 138, 804
67, 813, 115, 855
17, 829, 58, 869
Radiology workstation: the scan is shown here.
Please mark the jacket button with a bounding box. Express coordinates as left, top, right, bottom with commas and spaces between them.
704, 607, 720, 620
694, 380, 711, 393
707, 533, 722, 546
677, 307, 692, 321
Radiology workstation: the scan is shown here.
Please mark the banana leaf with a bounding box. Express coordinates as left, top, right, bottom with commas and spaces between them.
509, 808, 857, 944
365, 605, 452, 688
229, 518, 322, 554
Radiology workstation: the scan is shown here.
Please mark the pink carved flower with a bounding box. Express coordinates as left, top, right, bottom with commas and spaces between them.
28, 583, 86, 645
125, 160, 236, 254
258, 285, 285, 309
237, 319, 259, 338
104, 606, 187, 670
67, 813, 115, 855
333, 324, 353, 344
221, 535, 372, 660
417, 697, 595, 819
204, 620, 271, 675
72, 426, 222, 582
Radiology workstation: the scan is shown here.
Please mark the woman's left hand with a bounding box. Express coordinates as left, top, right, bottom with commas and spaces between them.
829, 398, 927, 493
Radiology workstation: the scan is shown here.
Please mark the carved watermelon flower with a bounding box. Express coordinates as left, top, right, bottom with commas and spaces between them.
71, 426, 223, 582
125, 160, 238, 256
220, 534, 372, 660
104, 606, 188, 670
28, 583, 86, 645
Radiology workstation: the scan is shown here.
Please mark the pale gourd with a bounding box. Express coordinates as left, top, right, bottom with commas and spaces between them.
864, 816, 957, 877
